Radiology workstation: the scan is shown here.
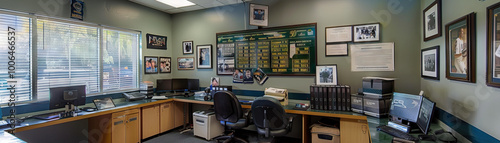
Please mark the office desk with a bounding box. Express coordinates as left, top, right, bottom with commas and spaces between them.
0, 95, 443, 143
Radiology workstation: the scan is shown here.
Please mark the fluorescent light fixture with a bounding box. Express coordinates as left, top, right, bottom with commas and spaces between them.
156, 0, 195, 8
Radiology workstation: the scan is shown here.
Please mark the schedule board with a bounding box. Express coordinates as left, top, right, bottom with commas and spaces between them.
216, 23, 317, 76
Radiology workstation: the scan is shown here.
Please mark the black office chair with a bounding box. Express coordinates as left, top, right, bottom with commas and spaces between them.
213, 91, 251, 143
251, 97, 293, 141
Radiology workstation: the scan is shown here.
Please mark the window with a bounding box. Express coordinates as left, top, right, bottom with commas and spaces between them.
102, 28, 139, 92
0, 12, 31, 104
36, 18, 100, 100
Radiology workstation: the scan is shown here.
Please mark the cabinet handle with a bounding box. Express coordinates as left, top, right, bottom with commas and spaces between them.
129, 117, 137, 122
114, 120, 124, 125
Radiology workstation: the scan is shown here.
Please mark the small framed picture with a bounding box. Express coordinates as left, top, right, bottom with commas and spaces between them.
315, 65, 338, 85
147, 34, 167, 50
249, 3, 268, 27
326, 43, 348, 56
445, 12, 476, 83
159, 57, 171, 73
144, 56, 158, 74
325, 25, 352, 43
421, 46, 440, 80
177, 57, 195, 70
211, 77, 220, 86
182, 41, 193, 54
197, 44, 212, 69
486, 2, 500, 88
423, 0, 442, 41
353, 23, 380, 42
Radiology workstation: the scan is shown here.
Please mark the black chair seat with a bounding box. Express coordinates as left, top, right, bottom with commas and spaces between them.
256, 128, 289, 136
221, 119, 247, 129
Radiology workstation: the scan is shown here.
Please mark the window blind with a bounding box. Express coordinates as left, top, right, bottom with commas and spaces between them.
36, 19, 99, 100
102, 28, 139, 92
0, 13, 31, 104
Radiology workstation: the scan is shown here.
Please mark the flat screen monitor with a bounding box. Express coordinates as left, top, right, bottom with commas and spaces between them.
187, 79, 199, 91
157, 79, 172, 91
171, 79, 199, 92
417, 96, 435, 134
389, 92, 422, 123
49, 85, 86, 110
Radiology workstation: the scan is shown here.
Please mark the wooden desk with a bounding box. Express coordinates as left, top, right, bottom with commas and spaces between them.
1, 95, 371, 143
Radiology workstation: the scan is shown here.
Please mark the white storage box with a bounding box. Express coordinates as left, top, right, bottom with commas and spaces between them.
310, 124, 340, 143
193, 111, 224, 140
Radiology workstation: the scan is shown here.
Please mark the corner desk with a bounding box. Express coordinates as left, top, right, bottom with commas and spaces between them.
0, 95, 443, 143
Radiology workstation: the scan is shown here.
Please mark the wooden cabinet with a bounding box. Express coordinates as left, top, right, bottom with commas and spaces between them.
142, 105, 160, 139
174, 102, 188, 128
340, 118, 371, 143
89, 109, 140, 143
160, 102, 175, 132
112, 113, 126, 143
125, 113, 140, 143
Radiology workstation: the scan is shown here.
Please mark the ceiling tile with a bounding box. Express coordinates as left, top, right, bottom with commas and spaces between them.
217, 0, 242, 5
179, 5, 204, 11
188, 0, 224, 8
130, 0, 176, 10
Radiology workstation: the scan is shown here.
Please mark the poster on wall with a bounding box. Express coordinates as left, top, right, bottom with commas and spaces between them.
325, 25, 352, 43
70, 0, 84, 20
147, 34, 167, 50
487, 2, 500, 88
350, 43, 394, 71
353, 23, 380, 42
423, 0, 442, 41
144, 56, 158, 74
445, 13, 476, 83
159, 57, 171, 73
197, 44, 212, 69
421, 46, 440, 80
249, 3, 269, 27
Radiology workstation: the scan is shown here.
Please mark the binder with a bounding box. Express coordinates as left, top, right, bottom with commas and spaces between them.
323, 86, 328, 110
310, 85, 315, 109
319, 86, 324, 110
346, 85, 351, 111
336, 85, 342, 111
315, 86, 320, 110
340, 85, 346, 111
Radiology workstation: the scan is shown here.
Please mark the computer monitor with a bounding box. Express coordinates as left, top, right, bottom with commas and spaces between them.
389, 92, 423, 123
157, 79, 173, 91
417, 96, 436, 134
171, 79, 199, 92
49, 85, 86, 110
187, 79, 199, 91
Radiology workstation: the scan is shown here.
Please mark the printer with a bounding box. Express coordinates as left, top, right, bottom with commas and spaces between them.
193, 111, 224, 140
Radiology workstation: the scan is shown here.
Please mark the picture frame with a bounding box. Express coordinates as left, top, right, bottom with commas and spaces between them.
325, 25, 352, 43
486, 2, 500, 88
445, 12, 476, 83
353, 23, 380, 42
211, 77, 220, 86
159, 57, 171, 73
216, 43, 235, 75
146, 34, 167, 50
177, 57, 195, 70
249, 3, 268, 27
325, 43, 348, 56
197, 44, 213, 69
144, 56, 158, 74
423, 0, 442, 41
182, 41, 193, 54
315, 65, 338, 85
421, 46, 440, 80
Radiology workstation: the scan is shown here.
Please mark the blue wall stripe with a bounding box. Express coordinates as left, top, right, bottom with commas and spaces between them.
436, 108, 500, 143
202, 87, 311, 100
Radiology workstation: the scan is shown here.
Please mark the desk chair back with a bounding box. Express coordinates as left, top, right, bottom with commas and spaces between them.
213, 91, 243, 123
251, 97, 288, 131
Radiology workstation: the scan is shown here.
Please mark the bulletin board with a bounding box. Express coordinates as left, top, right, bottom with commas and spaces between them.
216, 23, 317, 76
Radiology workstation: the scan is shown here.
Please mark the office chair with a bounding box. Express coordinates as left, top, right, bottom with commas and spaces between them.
213, 91, 251, 143
251, 97, 293, 142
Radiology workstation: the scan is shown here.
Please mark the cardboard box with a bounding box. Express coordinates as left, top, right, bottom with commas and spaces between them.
264, 87, 288, 105
310, 124, 340, 143
362, 77, 395, 95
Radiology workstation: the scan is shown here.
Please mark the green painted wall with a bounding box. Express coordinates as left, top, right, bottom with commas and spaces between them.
0, 0, 173, 87
171, 0, 422, 95
420, 0, 500, 140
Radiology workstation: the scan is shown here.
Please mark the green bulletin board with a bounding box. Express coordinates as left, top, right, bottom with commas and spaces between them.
216, 23, 317, 76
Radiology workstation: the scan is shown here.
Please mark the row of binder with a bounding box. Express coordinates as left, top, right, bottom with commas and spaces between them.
310, 85, 351, 111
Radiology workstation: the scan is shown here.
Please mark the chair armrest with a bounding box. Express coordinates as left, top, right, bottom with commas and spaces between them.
243, 109, 252, 125
287, 116, 294, 131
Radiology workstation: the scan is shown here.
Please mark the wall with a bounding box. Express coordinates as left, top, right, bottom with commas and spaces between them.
0, 0, 174, 87
420, 0, 500, 141
171, 0, 422, 95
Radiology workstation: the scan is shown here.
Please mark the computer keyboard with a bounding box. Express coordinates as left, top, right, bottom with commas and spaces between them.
34, 112, 61, 120
377, 125, 418, 141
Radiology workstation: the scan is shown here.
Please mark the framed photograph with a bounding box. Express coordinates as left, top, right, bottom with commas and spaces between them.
326, 43, 348, 56
211, 77, 220, 86
421, 46, 440, 80
144, 56, 158, 74
177, 57, 195, 70
182, 41, 193, 54
315, 65, 338, 85
325, 25, 352, 43
159, 57, 171, 73
146, 34, 167, 50
445, 13, 476, 83
486, 2, 500, 87
423, 0, 442, 41
197, 44, 213, 69
216, 43, 235, 75
249, 3, 268, 27
353, 23, 380, 42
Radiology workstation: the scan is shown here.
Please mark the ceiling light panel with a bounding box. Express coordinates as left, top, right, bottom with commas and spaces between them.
156, 0, 196, 8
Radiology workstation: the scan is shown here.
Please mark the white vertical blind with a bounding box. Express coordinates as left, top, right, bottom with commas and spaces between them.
36, 19, 100, 100
0, 13, 31, 104
102, 28, 139, 92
